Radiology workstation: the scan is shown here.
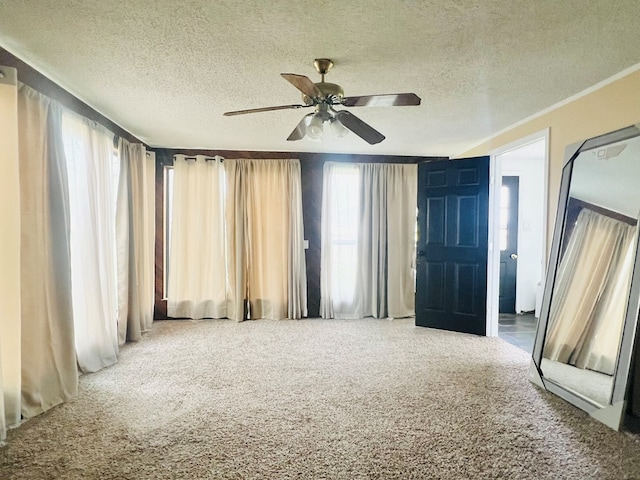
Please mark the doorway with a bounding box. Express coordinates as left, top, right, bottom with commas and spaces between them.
487, 131, 548, 352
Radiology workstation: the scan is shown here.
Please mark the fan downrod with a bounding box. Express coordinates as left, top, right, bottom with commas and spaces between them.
314, 58, 334, 82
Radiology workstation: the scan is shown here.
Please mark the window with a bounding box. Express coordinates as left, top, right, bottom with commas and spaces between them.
500, 184, 510, 251
327, 165, 360, 308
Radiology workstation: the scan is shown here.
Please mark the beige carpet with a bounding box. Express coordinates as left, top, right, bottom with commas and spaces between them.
2, 318, 640, 479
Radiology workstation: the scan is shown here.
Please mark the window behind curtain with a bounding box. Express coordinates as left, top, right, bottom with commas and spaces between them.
327, 164, 360, 312
321, 162, 418, 319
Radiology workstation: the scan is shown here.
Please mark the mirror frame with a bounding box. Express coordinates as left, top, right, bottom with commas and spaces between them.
530, 123, 640, 431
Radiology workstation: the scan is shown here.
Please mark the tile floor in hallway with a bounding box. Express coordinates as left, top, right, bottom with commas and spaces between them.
498, 312, 538, 354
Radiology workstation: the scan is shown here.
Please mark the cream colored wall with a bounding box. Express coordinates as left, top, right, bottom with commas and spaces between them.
458, 69, 640, 242
0, 67, 21, 432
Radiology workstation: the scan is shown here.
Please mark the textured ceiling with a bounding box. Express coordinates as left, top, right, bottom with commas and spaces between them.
1, 1, 640, 156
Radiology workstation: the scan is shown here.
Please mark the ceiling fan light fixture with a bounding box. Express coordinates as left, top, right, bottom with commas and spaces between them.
330, 117, 349, 138
307, 113, 324, 139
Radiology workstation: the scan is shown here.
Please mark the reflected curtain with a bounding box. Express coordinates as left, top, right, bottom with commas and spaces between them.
574, 227, 636, 374
544, 208, 635, 375
0, 69, 21, 441
320, 162, 417, 319
116, 140, 155, 343
226, 159, 307, 320
167, 155, 228, 319
63, 112, 119, 373
18, 85, 78, 418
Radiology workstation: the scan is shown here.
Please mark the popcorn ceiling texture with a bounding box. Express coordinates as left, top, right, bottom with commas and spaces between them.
0, 1, 639, 155
1, 318, 640, 479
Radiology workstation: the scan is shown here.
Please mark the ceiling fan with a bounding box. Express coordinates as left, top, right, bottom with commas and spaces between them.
223, 59, 421, 145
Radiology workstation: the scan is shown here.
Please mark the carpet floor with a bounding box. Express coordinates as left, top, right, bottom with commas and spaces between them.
2, 318, 640, 479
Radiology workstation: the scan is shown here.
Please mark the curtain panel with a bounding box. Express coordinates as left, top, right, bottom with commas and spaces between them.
167, 157, 307, 321
0, 68, 21, 442
18, 85, 78, 418
320, 162, 417, 319
319, 163, 359, 318
225, 159, 307, 321
168, 155, 229, 319
116, 140, 156, 344
62, 112, 119, 373
385, 164, 419, 318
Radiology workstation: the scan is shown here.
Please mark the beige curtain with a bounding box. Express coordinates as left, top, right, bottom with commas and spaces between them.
116, 140, 156, 343
167, 155, 228, 319
320, 162, 417, 319
224, 159, 247, 322
0, 67, 21, 441
225, 159, 307, 320
574, 227, 636, 374
544, 208, 635, 374
18, 85, 78, 417
386, 164, 418, 317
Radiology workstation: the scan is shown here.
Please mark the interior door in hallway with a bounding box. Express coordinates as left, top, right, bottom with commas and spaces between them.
415, 157, 490, 335
499, 176, 519, 314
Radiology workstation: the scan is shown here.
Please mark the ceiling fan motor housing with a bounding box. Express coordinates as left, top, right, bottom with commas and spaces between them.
303, 82, 344, 105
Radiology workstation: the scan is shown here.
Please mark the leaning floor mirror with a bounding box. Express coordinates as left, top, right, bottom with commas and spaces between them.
530, 124, 640, 431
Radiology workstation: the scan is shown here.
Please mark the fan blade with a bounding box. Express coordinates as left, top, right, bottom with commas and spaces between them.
287, 114, 313, 141
334, 111, 385, 145
223, 104, 308, 116
281, 73, 322, 99
342, 93, 421, 107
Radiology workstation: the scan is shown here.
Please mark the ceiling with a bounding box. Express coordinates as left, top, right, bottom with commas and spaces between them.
1, 1, 639, 157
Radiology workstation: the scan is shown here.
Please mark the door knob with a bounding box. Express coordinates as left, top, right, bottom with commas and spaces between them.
510, 253, 518, 260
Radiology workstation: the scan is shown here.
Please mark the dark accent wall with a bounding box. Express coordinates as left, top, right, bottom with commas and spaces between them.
0, 47, 141, 144
153, 148, 447, 318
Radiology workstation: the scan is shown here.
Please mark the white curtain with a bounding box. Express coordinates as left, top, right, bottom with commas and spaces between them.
544, 208, 636, 375
167, 155, 228, 319
225, 159, 307, 320
18, 85, 78, 419
0, 68, 21, 442
320, 162, 417, 319
116, 139, 156, 344
63, 112, 119, 373
320, 163, 360, 318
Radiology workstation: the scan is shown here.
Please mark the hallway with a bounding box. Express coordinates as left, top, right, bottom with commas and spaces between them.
499, 313, 538, 354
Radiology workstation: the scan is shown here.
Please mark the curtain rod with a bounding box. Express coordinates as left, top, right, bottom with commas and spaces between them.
177, 155, 224, 162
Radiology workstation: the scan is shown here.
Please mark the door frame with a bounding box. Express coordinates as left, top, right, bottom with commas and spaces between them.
486, 129, 549, 336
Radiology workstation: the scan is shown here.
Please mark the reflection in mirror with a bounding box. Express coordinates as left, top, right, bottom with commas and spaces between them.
541, 135, 640, 407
